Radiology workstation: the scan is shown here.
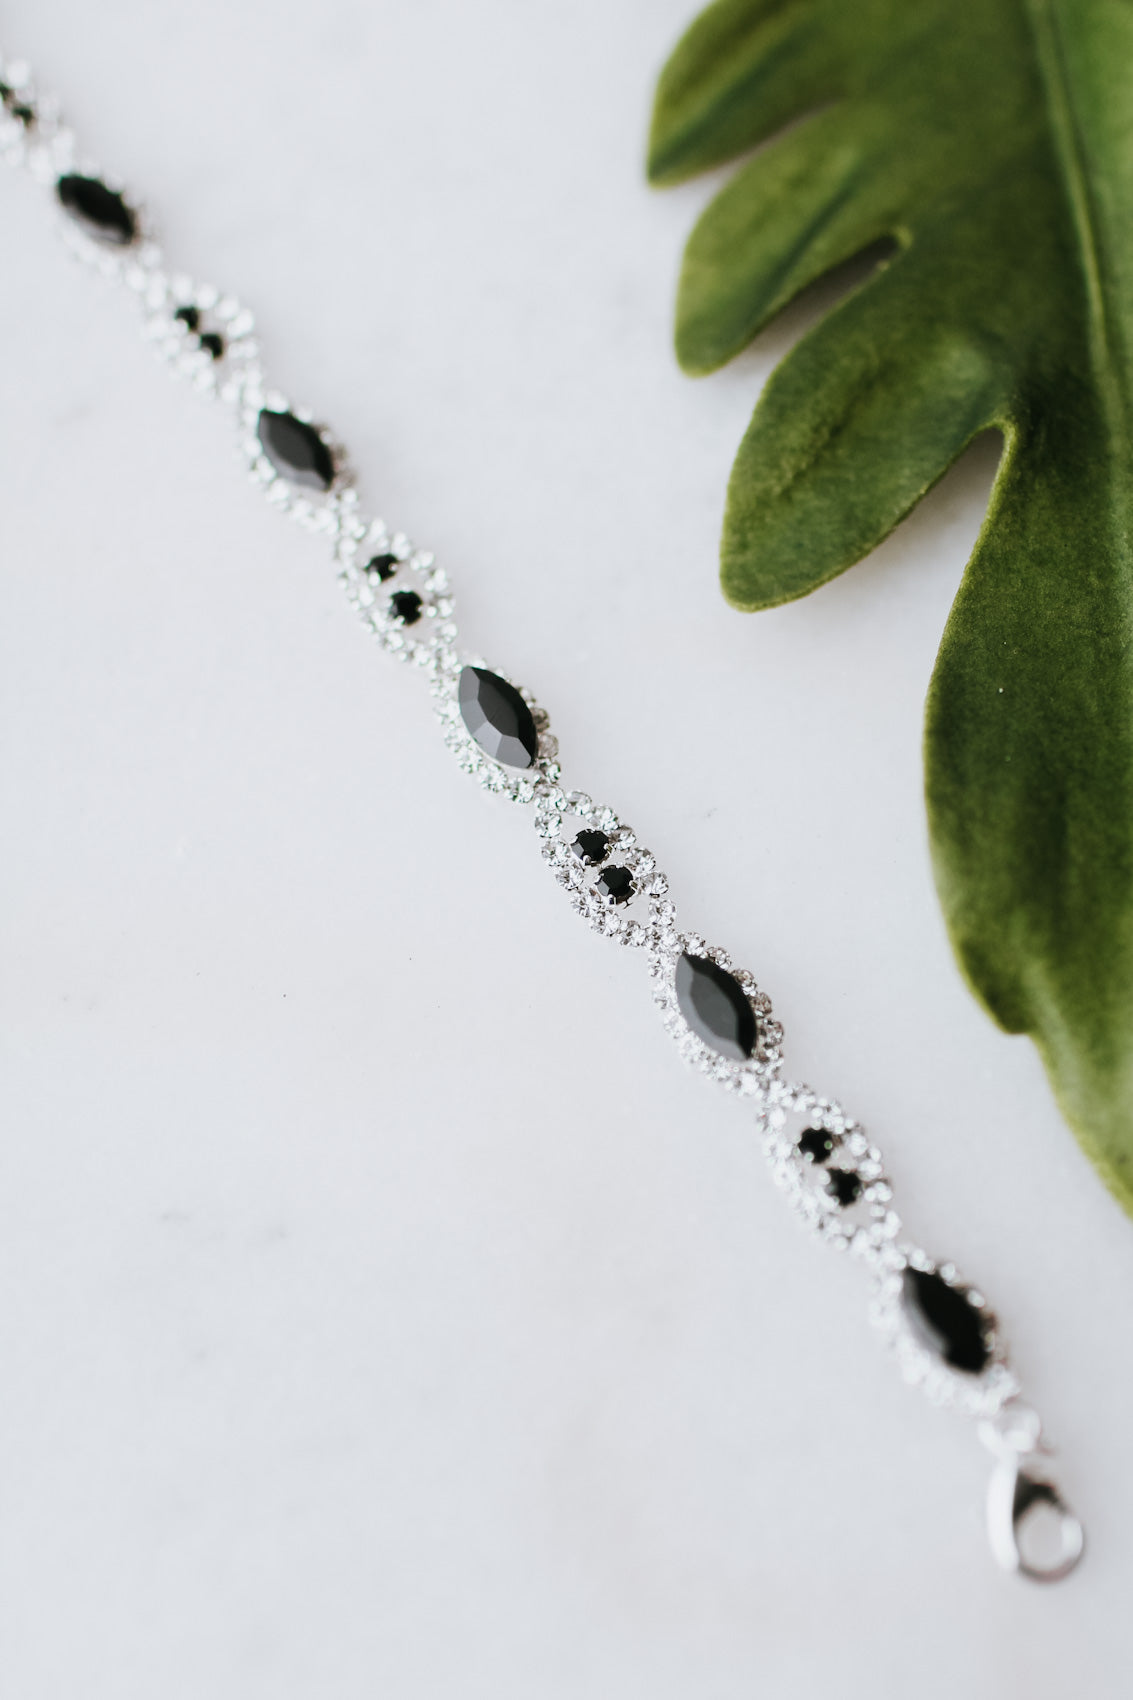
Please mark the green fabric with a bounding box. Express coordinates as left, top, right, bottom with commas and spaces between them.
649, 0, 1133, 1215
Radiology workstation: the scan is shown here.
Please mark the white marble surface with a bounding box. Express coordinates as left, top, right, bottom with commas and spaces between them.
1, 3, 1131, 1695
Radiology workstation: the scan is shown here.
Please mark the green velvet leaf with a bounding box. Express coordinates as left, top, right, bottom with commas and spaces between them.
649, 0, 1133, 1214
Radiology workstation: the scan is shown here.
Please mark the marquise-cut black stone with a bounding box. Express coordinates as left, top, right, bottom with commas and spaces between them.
367, 553, 398, 581
390, 590, 423, 626
458, 666, 539, 769
256, 409, 335, 492
597, 866, 634, 905
901, 1267, 991, 1375
571, 829, 609, 866
826, 1170, 862, 1208
56, 174, 138, 246
675, 953, 756, 1062
199, 332, 225, 361
798, 1127, 836, 1165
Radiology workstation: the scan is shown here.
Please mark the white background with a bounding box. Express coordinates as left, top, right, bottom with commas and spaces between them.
1, 2, 1131, 1695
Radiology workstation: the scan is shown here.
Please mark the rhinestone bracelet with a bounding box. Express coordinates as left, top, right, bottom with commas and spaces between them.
0, 52, 1086, 1584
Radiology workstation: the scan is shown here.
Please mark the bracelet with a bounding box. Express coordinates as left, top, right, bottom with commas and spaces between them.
0, 49, 1085, 1584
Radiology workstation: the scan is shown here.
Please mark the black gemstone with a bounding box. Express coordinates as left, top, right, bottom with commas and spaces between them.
798, 1127, 836, 1165
174, 305, 201, 331
367, 552, 399, 581
2, 83, 35, 125
56, 174, 138, 246
458, 665, 539, 770
198, 332, 225, 360
390, 590, 423, 626
675, 953, 756, 1062
571, 829, 609, 866
901, 1267, 992, 1375
256, 409, 335, 492
596, 866, 634, 905
826, 1169, 863, 1208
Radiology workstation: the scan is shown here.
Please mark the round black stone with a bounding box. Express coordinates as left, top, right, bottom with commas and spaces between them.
198, 332, 225, 360
674, 953, 756, 1062
596, 866, 634, 905
825, 1169, 863, 1208
2, 84, 35, 126
367, 553, 399, 581
571, 830, 609, 866
174, 305, 201, 332
390, 590, 423, 626
900, 1267, 992, 1375
458, 666, 539, 770
797, 1127, 836, 1165
256, 409, 335, 492
56, 174, 138, 247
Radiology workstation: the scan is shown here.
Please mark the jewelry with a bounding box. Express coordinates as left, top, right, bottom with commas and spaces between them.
0, 50, 1086, 1584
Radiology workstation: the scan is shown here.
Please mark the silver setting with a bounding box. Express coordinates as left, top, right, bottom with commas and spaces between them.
650, 930, 782, 1093
336, 518, 458, 670
758, 1081, 899, 1259
434, 659, 559, 803
872, 1249, 1018, 1417
533, 788, 659, 947
53, 172, 162, 287
239, 380, 356, 532
0, 56, 47, 166
30, 121, 165, 290
142, 274, 259, 398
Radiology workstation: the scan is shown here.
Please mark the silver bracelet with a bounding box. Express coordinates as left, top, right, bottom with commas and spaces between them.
0, 50, 1085, 1584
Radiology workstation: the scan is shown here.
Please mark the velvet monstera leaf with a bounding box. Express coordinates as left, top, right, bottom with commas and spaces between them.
649, 0, 1133, 1214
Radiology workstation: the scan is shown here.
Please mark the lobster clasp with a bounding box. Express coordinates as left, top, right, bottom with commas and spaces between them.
980, 1405, 1085, 1583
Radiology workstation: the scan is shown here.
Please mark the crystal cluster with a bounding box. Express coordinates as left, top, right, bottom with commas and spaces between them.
142, 278, 258, 395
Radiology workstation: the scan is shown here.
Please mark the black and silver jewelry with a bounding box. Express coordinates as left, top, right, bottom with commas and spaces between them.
0, 49, 1086, 1583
